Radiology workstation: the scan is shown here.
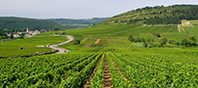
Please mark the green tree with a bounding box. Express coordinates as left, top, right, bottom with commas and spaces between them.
3, 29, 9, 33
137, 37, 141, 42
128, 35, 134, 42
0, 28, 3, 36
151, 39, 154, 42
73, 40, 81, 45
189, 36, 196, 41
14, 28, 20, 32
2, 34, 8, 39
60, 32, 66, 35
53, 28, 60, 31
114, 19, 118, 23
22, 29, 26, 32
147, 38, 151, 42
127, 19, 133, 24
143, 42, 148, 48
141, 38, 146, 42
19, 33, 25, 38
189, 41, 197, 46
133, 38, 138, 43
157, 34, 161, 38
181, 39, 190, 46
10, 34, 14, 39
159, 38, 168, 46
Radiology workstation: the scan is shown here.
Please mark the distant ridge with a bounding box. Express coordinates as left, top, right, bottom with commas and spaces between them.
49, 17, 109, 29
99, 4, 198, 25
0, 17, 63, 30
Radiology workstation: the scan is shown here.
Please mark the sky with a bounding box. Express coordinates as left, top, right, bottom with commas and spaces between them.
0, 0, 197, 19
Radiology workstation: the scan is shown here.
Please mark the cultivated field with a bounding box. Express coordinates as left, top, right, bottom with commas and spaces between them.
1, 20, 198, 87
0, 35, 67, 58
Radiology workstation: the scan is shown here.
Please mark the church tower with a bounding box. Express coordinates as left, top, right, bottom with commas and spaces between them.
26, 28, 29, 33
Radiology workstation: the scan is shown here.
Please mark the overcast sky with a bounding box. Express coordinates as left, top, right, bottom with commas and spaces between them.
0, 0, 197, 19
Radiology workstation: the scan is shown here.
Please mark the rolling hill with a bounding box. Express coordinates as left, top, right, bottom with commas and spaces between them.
99, 5, 198, 25
0, 17, 64, 30
49, 17, 109, 29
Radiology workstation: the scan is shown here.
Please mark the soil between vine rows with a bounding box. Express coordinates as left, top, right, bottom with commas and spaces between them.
103, 55, 113, 88
83, 54, 130, 88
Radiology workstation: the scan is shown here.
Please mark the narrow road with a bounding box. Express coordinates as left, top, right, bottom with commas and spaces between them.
49, 35, 74, 53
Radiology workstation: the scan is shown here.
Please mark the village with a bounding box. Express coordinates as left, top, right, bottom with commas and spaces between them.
6, 28, 48, 37
0, 28, 51, 42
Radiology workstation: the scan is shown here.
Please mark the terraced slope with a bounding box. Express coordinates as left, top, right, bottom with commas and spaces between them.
99, 5, 198, 25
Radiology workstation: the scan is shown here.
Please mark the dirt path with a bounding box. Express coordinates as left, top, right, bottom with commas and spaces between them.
84, 44, 92, 47
149, 33, 154, 36
49, 35, 74, 53
178, 24, 181, 32
103, 55, 113, 88
178, 24, 186, 33
182, 28, 185, 32
83, 57, 102, 88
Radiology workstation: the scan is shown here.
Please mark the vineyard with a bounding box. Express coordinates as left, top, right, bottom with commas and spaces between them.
1, 23, 198, 87
1, 4, 198, 88
1, 49, 197, 87
0, 52, 102, 87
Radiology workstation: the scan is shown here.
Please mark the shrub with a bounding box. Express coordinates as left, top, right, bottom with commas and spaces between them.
143, 42, 148, 48
147, 38, 151, 42
141, 38, 146, 42
181, 39, 190, 46
159, 38, 167, 46
73, 40, 81, 45
128, 35, 134, 42
136, 37, 141, 42
189, 36, 196, 41
189, 40, 197, 46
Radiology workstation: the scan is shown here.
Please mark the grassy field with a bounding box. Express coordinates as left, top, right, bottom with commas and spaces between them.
0, 35, 67, 57
52, 23, 197, 50
2, 20, 198, 57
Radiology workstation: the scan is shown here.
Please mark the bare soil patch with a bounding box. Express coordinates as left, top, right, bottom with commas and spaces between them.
149, 33, 154, 36
84, 44, 92, 47
182, 20, 193, 27
95, 39, 100, 44
81, 37, 91, 43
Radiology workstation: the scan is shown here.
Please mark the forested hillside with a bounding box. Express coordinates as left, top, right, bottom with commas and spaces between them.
99, 5, 198, 25
0, 17, 63, 30
49, 17, 109, 29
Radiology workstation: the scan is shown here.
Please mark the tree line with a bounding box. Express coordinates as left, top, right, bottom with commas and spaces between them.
145, 6, 198, 24
128, 34, 197, 48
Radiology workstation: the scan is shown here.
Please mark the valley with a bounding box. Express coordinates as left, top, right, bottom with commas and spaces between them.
0, 5, 198, 88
